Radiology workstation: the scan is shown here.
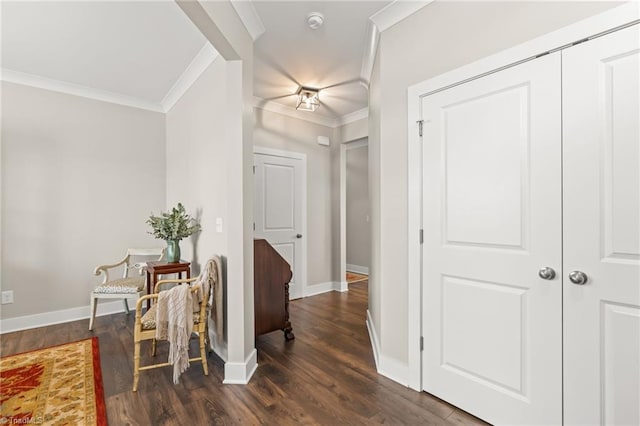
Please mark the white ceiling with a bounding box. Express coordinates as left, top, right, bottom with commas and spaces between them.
1, 1, 211, 111
1, 1, 428, 122
252, 1, 392, 119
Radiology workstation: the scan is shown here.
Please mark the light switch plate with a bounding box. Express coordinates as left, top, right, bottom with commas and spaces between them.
1, 290, 14, 304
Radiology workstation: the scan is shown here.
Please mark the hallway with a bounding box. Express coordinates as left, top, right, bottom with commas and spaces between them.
1, 281, 486, 425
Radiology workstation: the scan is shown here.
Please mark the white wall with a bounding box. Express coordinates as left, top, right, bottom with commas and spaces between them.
346, 144, 369, 271
341, 117, 368, 143
370, 1, 620, 366
166, 56, 228, 271
177, 0, 256, 383
253, 108, 334, 287
1, 81, 165, 321
166, 55, 229, 355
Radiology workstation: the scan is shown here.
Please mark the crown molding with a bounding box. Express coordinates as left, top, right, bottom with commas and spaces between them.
339, 107, 369, 126
359, 20, 380, 88
0, 68, 165, 112
359, 1, 432, 87
1, 43, 218, 114
369, 0, 433, 32
253, 96, 340, 128
161, 42, 219, 112
230, 0, 265, 41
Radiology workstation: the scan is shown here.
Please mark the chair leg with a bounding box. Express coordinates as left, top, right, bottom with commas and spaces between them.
204, 321, 212, 353
123, 298, 130, 314
151, 338, 157, 357
133, 339, 141, 392
89, 296, 98, 331
199, 333, 209, 376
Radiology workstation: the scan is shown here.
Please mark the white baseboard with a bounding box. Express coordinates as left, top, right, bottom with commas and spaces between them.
304, 281, 334, 297
366, 309, 409, 387
207, 322, 228, 362
335, 281, 349, 292
366, 309, 381, 370
223, 349, 257, 384
0, 299, 132, 334
304, 281, 349, 297
347, 264, 369, 275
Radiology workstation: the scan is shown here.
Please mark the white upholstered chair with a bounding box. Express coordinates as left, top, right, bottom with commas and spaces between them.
89, 248, 164, 330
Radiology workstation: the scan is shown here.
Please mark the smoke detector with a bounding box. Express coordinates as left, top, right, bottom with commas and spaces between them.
307, 12, 324, 30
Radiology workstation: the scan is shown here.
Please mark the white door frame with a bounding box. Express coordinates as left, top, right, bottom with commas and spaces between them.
406, 3, 639, 392
340, 138, 368, 291
253, 145, 308, 298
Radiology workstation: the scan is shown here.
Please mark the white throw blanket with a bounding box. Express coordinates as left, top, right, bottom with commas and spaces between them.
155, 284, 193, 384
154, 262, 213, 385
192, 260, 212, 318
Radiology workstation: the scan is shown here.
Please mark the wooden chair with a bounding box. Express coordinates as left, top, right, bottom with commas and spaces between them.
132, 276, 210, 392
89, 248, 164, 331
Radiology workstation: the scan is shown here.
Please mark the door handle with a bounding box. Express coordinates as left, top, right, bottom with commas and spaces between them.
569, 270, 588, 285
538, 267, 556, 280
296, 234, 302, 239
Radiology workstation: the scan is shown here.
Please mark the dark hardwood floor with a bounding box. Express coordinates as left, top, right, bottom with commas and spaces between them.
1, 281, 486, 425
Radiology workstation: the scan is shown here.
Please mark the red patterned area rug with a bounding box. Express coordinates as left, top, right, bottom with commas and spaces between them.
0, 337, 107, 425
346, 272, 368, 284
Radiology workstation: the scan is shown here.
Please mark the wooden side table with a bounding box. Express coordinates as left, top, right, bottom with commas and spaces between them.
145, 260, 191, 310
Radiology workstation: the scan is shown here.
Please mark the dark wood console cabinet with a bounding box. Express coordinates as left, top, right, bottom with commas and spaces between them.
254, 239, 295, 340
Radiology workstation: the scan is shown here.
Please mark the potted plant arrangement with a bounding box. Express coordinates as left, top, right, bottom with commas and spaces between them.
147, 203, 201, 263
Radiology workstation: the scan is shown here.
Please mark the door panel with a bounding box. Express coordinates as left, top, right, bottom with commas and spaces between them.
444, 85, 528, 249
422, 53, 562, 425
563, 25, 640, 426
264, 164, 295, 230
441, 276, 527, 395
254, 153, 304, 299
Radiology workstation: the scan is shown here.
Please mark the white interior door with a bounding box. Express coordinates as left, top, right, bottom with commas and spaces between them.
563, 25, 640, 426
254, 152, 305, 299
421, 53, 562, 425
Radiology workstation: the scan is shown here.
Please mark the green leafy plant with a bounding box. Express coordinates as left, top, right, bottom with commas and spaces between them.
147, 203, 201, 241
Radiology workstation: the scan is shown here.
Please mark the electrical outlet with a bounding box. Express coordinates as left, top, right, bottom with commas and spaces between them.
1, 290, 14, 304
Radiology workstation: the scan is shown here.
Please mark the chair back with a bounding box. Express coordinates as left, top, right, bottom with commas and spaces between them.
132, 272, 210, 391
123, 248, 164, 278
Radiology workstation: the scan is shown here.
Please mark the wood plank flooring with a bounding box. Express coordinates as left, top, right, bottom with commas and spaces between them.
1, 281, 487, 425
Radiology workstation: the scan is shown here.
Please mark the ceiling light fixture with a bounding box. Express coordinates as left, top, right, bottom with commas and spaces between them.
307, 12, 324, 30
296, 87, 320, 112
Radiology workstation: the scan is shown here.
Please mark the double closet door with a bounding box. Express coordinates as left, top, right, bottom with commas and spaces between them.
421, 25, 639, 425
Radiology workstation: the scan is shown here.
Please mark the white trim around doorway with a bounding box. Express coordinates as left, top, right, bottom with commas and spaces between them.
340, 138, 369, 292
406, 2, 639, 393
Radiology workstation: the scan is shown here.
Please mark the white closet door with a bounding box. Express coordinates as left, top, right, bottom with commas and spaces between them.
563, 25, 640, 426
421, 53, 562, 425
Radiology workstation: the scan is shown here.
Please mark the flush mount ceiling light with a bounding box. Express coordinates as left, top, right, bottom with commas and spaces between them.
307, 12, 324, 30
296, 87, 320, 112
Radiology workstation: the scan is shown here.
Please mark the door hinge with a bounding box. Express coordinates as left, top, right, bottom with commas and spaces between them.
253, 165, 256, 174
420, 336, 424, 351
253, 223, 255, 231
417, 120, 424, 137
419, 229, 424, 244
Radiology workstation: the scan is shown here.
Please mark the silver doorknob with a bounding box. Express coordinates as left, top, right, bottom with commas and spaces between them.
538, 267, 556, 280
296, 234, 302, 239
569, 270, 588, 285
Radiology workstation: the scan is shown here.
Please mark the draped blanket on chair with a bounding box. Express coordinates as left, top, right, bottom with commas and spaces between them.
155, 284, 192, 384
154, 260, 213, 384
